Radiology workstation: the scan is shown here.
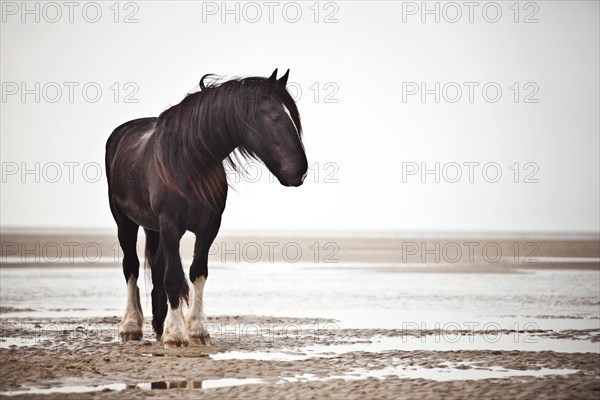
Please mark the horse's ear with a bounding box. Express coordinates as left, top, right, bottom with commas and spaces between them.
278, 69, 289, 86
268, 69, 278, 81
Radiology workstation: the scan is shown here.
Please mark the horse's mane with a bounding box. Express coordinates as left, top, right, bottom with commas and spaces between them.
153, 74, 302, 211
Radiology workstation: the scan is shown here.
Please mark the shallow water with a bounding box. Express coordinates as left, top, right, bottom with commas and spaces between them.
1, 264, 598, 331
281, 365, 580, 383
212, 334, 600, 362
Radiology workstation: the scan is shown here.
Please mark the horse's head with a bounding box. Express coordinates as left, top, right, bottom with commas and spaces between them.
243, 69, 308, 187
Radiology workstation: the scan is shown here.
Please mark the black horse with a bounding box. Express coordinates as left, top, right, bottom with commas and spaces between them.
105, 69, 307, 348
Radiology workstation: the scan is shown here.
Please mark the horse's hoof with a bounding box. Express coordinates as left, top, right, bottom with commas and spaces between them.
163, 337, 189, 349
120, 331, 143, 342
190, 332, 211, 346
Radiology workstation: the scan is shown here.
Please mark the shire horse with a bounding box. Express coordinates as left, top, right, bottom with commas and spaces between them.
105, 69, 307, 348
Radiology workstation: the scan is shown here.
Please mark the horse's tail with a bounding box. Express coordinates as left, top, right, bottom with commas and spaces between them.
144, 229, 160, 271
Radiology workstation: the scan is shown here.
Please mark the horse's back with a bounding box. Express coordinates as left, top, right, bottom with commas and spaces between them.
106, 117, 157, 164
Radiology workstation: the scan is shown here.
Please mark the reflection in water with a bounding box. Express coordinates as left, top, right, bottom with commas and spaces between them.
135, 380, 203, 389
2, 378, 265, 396
136, 378, 265, 390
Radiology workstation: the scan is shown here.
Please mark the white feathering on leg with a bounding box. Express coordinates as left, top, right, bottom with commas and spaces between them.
119, 276, 143, 341
162, 299, 190, 348
186, 276, 211, 345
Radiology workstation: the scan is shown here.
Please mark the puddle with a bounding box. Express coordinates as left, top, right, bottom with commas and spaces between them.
211, 350, 310, 361
0, 337, 46, 349
201, 378, 265, 389
2, 378, 266, 396
307, 334, 600, 354
3, 383, 130, 396
211, 334, 599, 362
280, 363, 579, 383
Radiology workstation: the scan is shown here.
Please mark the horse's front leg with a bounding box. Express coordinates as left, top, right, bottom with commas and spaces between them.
186, 219, 220, 346
159, 218, 190, 348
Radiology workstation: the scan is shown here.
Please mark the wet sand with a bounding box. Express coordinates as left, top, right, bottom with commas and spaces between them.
1, 233, 599, 398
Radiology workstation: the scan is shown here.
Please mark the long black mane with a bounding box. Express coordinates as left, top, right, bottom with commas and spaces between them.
153, 75, 302, 211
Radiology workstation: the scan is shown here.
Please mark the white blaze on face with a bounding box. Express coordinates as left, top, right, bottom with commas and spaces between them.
282, 102, 306, 183
282, 103, 303, 150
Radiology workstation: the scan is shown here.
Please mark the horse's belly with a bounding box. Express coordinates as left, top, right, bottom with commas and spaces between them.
128, 211, 160, 231
113, 191, 160, 231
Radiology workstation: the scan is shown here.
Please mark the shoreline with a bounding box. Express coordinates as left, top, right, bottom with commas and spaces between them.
1, 233, 599, 267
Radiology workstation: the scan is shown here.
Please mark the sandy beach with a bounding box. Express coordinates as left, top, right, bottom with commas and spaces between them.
1, 233, 599, 399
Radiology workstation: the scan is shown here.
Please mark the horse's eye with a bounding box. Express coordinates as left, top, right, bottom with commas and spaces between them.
271, 114, 281, 122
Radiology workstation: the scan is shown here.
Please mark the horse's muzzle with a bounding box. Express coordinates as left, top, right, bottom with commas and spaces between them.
280, 164, 307, 187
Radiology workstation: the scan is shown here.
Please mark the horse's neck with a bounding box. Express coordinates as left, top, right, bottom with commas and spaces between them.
200, 113, 243, 163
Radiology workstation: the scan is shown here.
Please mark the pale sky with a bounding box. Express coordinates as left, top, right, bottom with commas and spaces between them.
1, 1, 599, 234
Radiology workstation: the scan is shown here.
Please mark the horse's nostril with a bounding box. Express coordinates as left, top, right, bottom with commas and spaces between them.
300, 171, 307, 183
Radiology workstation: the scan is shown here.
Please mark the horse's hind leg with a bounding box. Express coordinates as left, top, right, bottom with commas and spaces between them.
115, 216, 143, 341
